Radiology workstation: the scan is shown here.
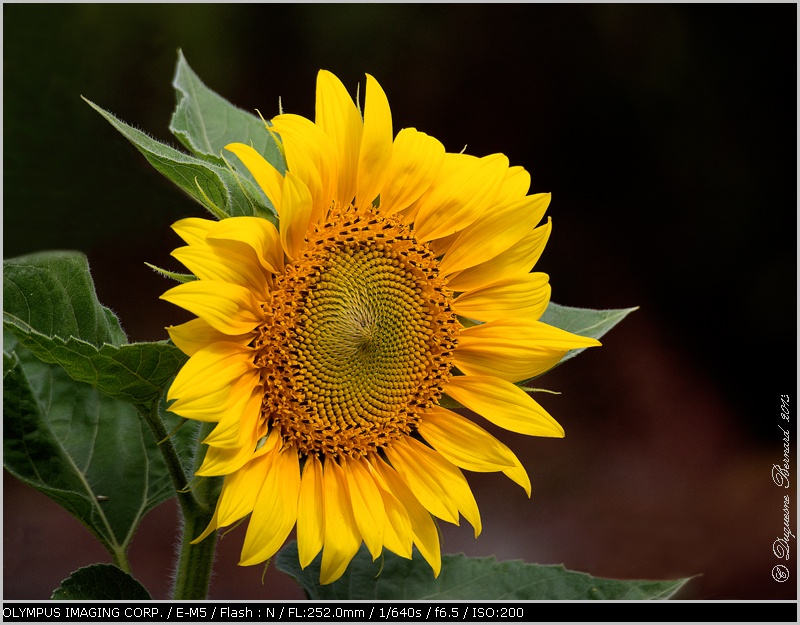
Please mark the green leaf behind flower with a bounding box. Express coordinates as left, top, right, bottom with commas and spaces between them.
4, 252, 186, 405
541, 303, 637, 359
84, 97, 274, 223
170, 50, 285, 178
445, 303, 638, 402
3, 251, 201, 562
512, 303, 637, 389
277, 542, 690, 600
536, 302, 639, 372
3, 250, 126, 347
51, 564, 151, 600
3, 340, 196, 562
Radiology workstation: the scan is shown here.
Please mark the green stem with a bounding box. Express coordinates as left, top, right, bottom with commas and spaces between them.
137, 400, 196, 517
112, 548, 132, 575
137, 401, 220, 600
171, 467, 218, 600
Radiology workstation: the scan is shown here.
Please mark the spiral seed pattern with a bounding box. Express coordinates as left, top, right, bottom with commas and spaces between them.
254, 206, 459, 459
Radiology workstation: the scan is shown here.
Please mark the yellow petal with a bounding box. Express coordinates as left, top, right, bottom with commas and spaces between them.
195, 405, 265, 476
369, 467, 413, 559
418, 406, 517, 472
343, 457, 386, 560
502, 452, 532, 497
356, 74, 393, 209
381, 129, 445, 216
429, 230, 460, 257
410, 438, 481, 537
240, 442, 301, 565
192, 504, 221, 544
370, 456, 441, 576
315, 70, 363, 207
207, 216, 283, 274
439, 193, 550, 276
216, 452, 273, 528
225, 143, 283, 212
412, 153, 508, 242
451, 273, 551, 322
444, 374, 564, 437
270, 113, 336, 226
454, 318, 601, 382
404, 152, 471, 224
497, 166, 531, 202
171, 245, 269, 300
383, 439, 457, 524
200, 381, 262, 449
161, 280, 262, 335
280, 171, 313, 261
385, 438, 481, 536
320, 459, 362, 584
167, 342, 256, 408
168, 375, 257, 422
196, 395, 268, 476
297, 454, 325, 569
191, 440, 276, 544
286, 145, 324, 226
421, 404, 531, 496
171, 218, 216, 245
446, 218, 552, 292
167, 317, 250, 357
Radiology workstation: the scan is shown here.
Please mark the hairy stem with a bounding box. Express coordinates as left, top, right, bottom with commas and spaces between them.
137, 401, 220, 599
112, 548, 131, 575
137, 400, 197, 515
171, 493, 217, 599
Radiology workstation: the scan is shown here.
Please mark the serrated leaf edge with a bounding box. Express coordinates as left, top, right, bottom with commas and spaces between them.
4, 312, 183, 404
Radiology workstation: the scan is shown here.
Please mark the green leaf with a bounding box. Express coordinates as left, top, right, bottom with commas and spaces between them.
4, 252, 187, 405
276, 542, 690, 600
5, 327, 186, 406
144, 262, 197, 283
540, 302, 638, 364
3, 251, 126, 347
3, 251, 201, 560
170, 50, 285, 177
3, 339, 198, 560
52, 564, 151, 600
84, 97, 275, 223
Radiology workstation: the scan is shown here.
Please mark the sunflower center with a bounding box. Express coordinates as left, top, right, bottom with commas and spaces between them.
255, 206, 459, 459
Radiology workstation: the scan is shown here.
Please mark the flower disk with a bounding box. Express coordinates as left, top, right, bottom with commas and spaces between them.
259, 205, 458, 459
161, 70, 601, 585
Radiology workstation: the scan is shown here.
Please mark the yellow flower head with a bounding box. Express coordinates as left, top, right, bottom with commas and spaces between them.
162, 71, 600, 584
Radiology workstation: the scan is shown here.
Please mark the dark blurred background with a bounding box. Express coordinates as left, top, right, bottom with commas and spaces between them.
3, 4, 796, 601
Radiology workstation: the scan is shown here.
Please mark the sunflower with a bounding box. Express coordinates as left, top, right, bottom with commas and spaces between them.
162, 70, 600, 584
